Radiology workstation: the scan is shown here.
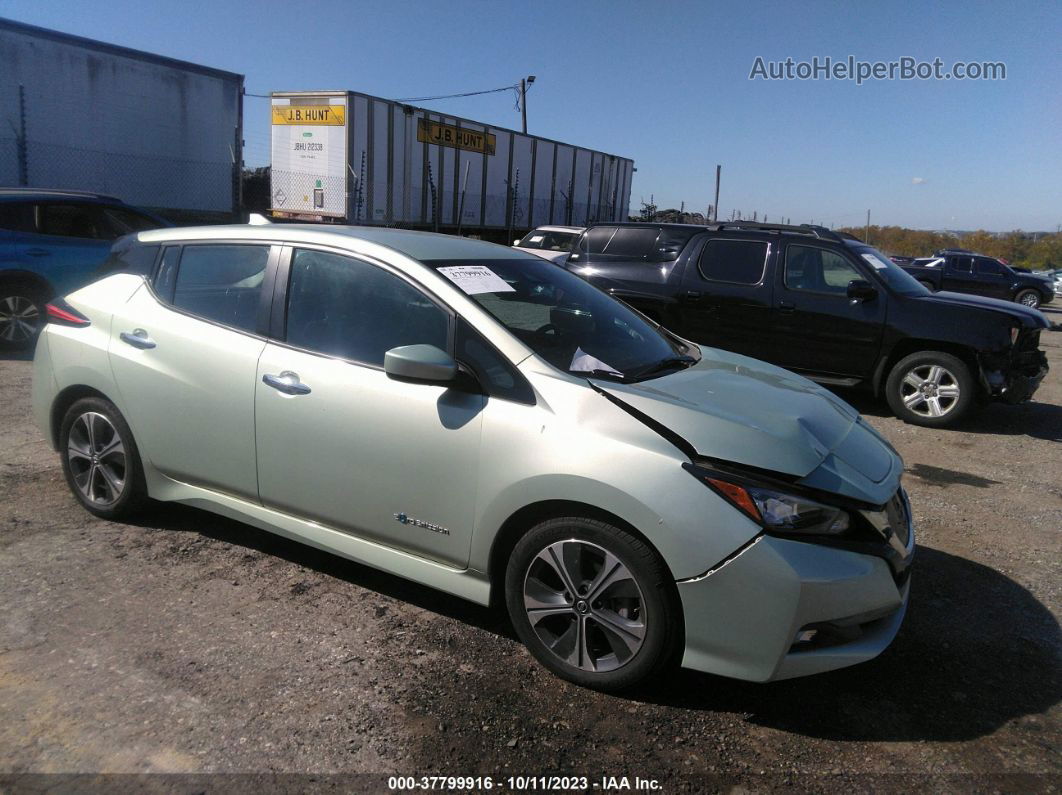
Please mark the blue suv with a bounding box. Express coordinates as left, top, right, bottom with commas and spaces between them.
0, 189, 167, 349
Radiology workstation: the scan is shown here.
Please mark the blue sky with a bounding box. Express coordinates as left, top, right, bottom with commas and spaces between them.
2, 0, 1059, 230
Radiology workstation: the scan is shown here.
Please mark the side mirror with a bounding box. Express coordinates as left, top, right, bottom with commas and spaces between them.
513, 239, 521, 246
847, 279, 878, 302
384, 344, 458, 385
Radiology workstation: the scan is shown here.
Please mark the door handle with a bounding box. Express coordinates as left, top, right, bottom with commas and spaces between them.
24, 248, 51, 257
262, 371, 312, 396
685, 290, 703, 301
778, 301, 796, 314
120, 329, 156, 349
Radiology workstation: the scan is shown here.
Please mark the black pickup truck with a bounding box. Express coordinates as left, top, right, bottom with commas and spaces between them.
564, 222, 1050, 427
901, 251, 1055, 309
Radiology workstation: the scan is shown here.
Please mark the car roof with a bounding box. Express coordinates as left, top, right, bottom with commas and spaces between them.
137, 224, 534, 262
0, 187, 125, 203
528, 225, 583, 233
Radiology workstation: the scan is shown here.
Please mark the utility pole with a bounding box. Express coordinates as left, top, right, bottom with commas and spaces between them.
865, 209, 871, 243
713, 165, 721, 222
520, 75, 536, 134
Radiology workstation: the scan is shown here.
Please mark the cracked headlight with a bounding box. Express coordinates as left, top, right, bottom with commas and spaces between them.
688, 468, 851, 536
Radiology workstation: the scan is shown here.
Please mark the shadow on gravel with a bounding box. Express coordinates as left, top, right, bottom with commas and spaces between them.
0, 349, 34, 362
905, 463, 1001, 488
637, 545, 1062, 742
128, 502, 512, 637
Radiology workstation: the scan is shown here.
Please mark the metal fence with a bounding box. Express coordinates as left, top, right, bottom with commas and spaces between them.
1, 82, 238, 213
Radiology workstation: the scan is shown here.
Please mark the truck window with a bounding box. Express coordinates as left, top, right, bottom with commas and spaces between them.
950, 256, 973, 273
577, 227, 659, 259
976, 258, 1002, 276
785, 245, 862, 294
697, 239, 769, 284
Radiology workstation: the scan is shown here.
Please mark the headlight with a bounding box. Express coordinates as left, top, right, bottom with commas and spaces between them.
688, 468, 851, 536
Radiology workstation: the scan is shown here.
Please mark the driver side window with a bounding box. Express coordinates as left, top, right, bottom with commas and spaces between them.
785, 245, 862, 294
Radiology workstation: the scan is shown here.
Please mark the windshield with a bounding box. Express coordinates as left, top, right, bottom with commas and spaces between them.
852, 245, 930, 296
516, 229, 578, 252
425, 257, 698, 381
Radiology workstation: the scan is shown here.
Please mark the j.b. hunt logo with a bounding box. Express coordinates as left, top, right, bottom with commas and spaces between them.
394, 512, 450, 536
750, 55, 1006, 85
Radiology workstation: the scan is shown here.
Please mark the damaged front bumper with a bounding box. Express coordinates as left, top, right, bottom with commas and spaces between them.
979, 333, 1049, 404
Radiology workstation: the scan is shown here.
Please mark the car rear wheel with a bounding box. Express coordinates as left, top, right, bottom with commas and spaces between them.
1015, 289, 1041, 309
505, 517, 680, 691
59, 397, 148, 519
0, 286, 46, 350
885, 351, 975, 427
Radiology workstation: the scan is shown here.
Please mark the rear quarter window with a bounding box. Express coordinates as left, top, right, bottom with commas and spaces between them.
698, 239, 769, 284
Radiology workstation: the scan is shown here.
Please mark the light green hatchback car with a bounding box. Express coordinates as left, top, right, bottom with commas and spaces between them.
32, 224, 914, 691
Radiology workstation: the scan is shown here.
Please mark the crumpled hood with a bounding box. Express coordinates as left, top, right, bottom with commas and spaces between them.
596, 348, 901, 504
915, 291, 1050, 328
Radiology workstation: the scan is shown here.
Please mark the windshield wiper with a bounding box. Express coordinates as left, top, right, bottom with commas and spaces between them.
579, 368, 629, 381
626, 355, 697, 380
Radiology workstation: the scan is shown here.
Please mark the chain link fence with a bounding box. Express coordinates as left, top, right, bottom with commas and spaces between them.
1, 82, 237, 214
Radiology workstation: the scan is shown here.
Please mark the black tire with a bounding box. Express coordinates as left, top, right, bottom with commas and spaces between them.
59, 397, 148, 520
885, 351, 976, 427
1015, 289, 1041, 309
0, 282, 47, 351
917, 280, 935, 292
505, 516, 681, 691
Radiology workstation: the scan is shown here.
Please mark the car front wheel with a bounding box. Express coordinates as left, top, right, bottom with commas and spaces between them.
885, 351, 975, 427
59, 397, 148, 519
1015, 289, 1041, 309
505, 517, 680, 691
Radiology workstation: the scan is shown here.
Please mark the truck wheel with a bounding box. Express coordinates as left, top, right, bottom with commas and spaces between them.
505, 517, 681, 692
917, 280, 935, 292
0, 284, 46, 351
1015, 289, 1041, 309
885, 351, 975, 427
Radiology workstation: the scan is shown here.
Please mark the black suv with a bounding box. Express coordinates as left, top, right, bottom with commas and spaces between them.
564, 222, 1050, 427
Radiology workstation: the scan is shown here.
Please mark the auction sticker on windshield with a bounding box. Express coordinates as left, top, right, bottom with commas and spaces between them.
438, 266, 515, 295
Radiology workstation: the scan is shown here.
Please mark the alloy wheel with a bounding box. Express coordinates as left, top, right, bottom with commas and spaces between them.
0, 295, 40, 343
67, 412, 127, 506
522, 540, 646, 673
1019, 292, 1040, 308
899, 364, 961, 419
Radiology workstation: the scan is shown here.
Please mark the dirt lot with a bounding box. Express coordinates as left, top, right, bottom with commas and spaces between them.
1, 316, 1060, 793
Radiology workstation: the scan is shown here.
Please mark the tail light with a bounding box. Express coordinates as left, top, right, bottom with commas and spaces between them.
45, 298, 91, 328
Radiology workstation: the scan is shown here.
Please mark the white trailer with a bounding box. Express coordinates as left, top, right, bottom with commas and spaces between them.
270, 90, 633, 236
0, 17, 243, 214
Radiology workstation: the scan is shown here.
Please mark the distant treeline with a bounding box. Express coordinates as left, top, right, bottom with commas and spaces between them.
837, 226, 1062, 270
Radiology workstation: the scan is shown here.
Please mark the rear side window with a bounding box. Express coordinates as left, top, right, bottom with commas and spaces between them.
285, 248, 448, 366
0, 202, 35, 232
698, 239, 769, 284
950, 256, 973, 273
37, 203, 107, 239
170, 245, 269, 332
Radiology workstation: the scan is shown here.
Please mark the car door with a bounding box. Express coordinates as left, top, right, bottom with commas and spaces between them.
679, 236, 774, 359
942, 255, 980, 295
254, 246, 484, 568
770, 243, 886, 380
974, 257, 1011, 299
109, 242, 276, 500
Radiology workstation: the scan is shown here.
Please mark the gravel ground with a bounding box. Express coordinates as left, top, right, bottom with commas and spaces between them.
1, 317, 1060, 793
